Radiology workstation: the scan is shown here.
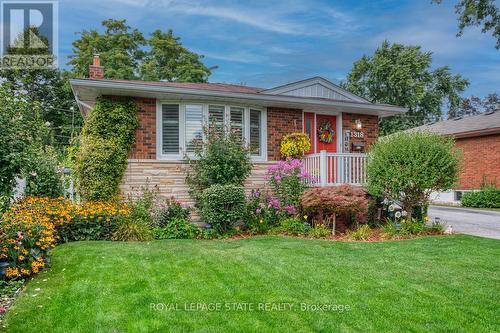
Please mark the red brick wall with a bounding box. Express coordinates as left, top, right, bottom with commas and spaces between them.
129, 98, 157, 159
454, 134, 500, 189
342, 113, 379, 150
267, 107, 303, 161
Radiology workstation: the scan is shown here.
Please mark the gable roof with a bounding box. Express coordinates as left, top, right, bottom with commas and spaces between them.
70, 76, 407, 117
262, 76, 369, 103
409, 111, 500, 138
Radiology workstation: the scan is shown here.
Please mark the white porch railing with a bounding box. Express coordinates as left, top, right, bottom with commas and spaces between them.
303, 151, 367, 186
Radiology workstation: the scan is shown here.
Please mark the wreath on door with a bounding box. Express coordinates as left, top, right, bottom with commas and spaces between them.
318, 121, 335, 143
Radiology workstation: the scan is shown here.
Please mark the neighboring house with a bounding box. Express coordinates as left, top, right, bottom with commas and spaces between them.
410, 111, 500, 204
70, 56, 406, 203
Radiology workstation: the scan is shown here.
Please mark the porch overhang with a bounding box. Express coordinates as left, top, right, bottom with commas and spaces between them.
70, 79, 407, 118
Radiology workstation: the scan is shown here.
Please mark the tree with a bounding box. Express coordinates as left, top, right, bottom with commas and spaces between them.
448, 93, 500, 118
433, 0, 500, 49
343, 41, 469, 135
0, 27, 81, 149
140, 30, 211, 82
0, 84, 46, 204
367, 131, 460, 221
69, 19, 146, 79
69, 19, 211, 82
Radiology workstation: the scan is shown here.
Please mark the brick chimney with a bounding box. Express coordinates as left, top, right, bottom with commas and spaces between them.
89, 54, 104, 79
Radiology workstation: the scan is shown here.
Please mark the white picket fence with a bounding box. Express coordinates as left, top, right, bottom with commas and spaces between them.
303, 151, 368, 186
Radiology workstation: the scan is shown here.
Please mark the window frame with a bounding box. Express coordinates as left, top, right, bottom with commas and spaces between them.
156, 100, 267, 161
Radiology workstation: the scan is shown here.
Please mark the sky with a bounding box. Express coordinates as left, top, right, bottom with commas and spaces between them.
57, 0, 499, 97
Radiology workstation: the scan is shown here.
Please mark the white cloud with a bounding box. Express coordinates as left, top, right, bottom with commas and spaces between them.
101, 0, 360, 36
198, 49, 266, 64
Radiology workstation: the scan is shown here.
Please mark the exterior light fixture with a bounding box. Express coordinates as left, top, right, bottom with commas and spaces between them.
355, 119, 362, 130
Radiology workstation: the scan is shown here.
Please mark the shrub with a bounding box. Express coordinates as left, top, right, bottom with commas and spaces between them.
279, 217, 307, 236
153, 197, 191, 228
24, 146, 63, 198
301, 185, 368, 234
76, 98, 139, 201
186, 126, 252, 207
280, 132, 311, 159
267, 158, 314, 209
347, 224, 372, 241
112, 218, 153, 241
367, 131, 460, 220
245, 190, 291, 232
461, 188, 500, 208
201, 184, 245, 234
153, 218, 199, 239
309, 224, 331, 238
57, 201, 130, 242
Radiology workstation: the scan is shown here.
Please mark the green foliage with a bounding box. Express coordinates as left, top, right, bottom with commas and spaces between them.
187, 127, 252, 207
153, 218, 199, 240
343, 41, 469, 135
201, 184, 246, 234
0, 84, 46, 200
347, 224, 372, 241
432, 0, 500, 49
279, 218, 307, 236
69, 19, 211, 82
23, 146, 63, 198
76, 98, 139, 201
112, 218, 153, 241
69, 19, 146, 79
461, 188, 500, 208
76, 137, 129, 200
0, 27, 80, 149
141, 29, 211, 82
0, 279, 24, 298
58, 215, 119, 242
153, 197, 191, 228
309, 224, 331, 238
367, 131, 460, 220
111, 188, 157, 241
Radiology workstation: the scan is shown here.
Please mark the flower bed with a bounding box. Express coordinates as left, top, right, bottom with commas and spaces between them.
0, 197, 129, 279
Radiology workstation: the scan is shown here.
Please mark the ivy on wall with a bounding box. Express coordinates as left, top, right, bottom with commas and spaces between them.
76, 98, 139, 201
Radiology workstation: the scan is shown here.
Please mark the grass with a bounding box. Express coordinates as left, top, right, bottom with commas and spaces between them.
3, 235, 500, 332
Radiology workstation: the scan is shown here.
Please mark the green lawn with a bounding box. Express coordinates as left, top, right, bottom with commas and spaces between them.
3, 235, 500, 332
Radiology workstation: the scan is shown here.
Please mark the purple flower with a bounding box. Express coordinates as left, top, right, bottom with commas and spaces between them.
284, 205, 297, 215
256, 208, 262, 214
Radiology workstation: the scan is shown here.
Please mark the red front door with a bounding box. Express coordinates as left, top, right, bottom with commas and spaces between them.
315, 114, 337, 153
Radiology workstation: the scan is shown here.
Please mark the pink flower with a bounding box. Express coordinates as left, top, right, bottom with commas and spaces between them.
284, 205, 297, 215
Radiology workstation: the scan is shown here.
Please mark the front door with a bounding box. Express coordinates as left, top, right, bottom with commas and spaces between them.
315, 114, 337, 153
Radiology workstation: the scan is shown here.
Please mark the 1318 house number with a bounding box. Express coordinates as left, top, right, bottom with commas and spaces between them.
351, 130, 364, 138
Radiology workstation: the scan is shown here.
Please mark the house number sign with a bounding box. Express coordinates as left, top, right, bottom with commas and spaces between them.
350, 130, 364, 138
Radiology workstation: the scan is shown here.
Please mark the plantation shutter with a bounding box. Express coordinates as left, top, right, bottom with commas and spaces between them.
230, 107, 244, 140
185, 104, 203, 152
250, 109, 261, 156
162, 104, 180, 154
208, 105, 225, 133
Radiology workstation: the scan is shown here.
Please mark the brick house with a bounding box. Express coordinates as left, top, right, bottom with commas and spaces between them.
411, 111, 500, 204
70, 56, 406, 203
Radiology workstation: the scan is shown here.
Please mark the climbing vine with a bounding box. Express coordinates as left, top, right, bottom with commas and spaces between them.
75, 98, 139, 201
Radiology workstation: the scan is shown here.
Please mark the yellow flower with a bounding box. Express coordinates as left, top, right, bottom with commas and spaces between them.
303, 215, 308, 220
18, 255, 25, 261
